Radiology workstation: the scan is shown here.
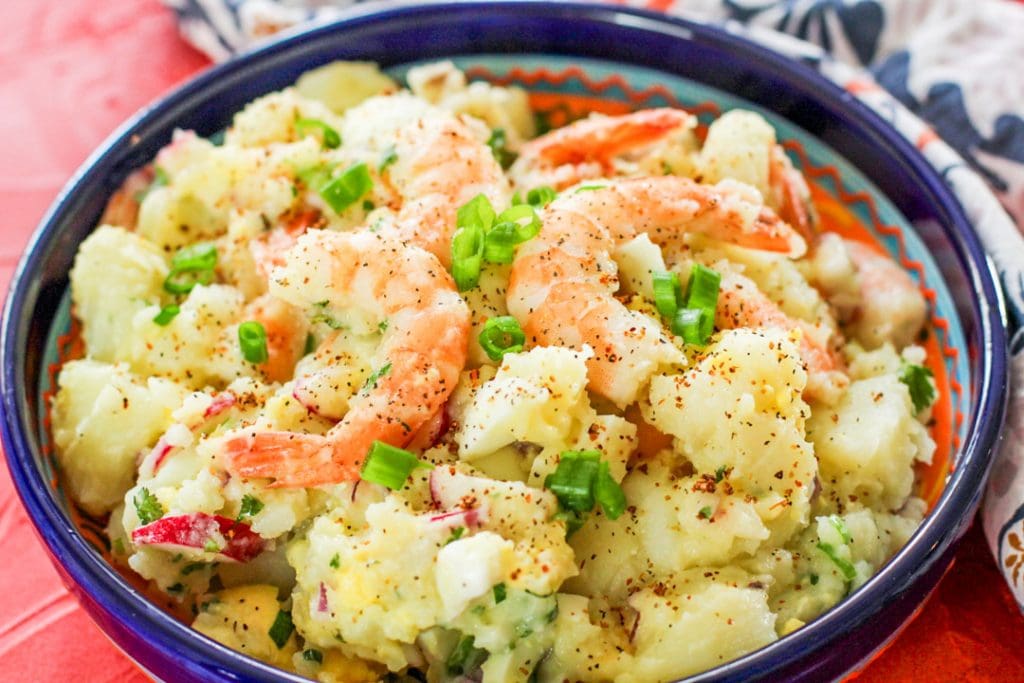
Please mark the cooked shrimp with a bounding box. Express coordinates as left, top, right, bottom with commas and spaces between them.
381, 111, 509, 267
221, 229, 470, 487
509, 108, 694, 191
507, 176, 806, 407
844, 239, 927, 349
242, 294, 310, 383
768, 146, 817, 246
99, 167, 154, 230
716, 271, 848, 403
248, 208, 325, 282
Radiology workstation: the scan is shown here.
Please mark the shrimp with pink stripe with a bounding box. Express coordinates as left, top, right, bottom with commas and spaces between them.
507, 176, 806, 408
221, 229, 470, 488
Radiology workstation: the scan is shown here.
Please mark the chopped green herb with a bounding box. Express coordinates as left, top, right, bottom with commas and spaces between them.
268, 610, 294, 649
525, 185, 557, 208
446, 635, 487, 676
238, 321, 268, 364
329, 553, 340, 569
827, 515, 853, 544
134, 487, 164, 525
294, 117, 341, 149
378, 319, 389, 333
302, 648, 323, 664
378, 145, 398, 172
310, 302, 345, 330
167, 582, 185, 594
478, 316, 526, 361
574, 184, 606, 193
809, 573, 820, 586
362, 361, 393, 391
164, 242, 218, 295
238, 494, 264, 520
362, 199, 375, 211
715, 465, 728, 483
594, 462, 626, 520
304, 333, 316, 355
493, 583, 507, 604
486, 128, 516, 169
899, 362, 936, 413
203, 540, 221, 554
698, 506, 713, 520
817, 542, 857, 582
112, 537, 126, 555
446, 527, 466, 545
181, 562, 207, 576
359, 440, 431, 490
153, 304, 180, 326
553, 508, 588, 537
320, 162, 373, 215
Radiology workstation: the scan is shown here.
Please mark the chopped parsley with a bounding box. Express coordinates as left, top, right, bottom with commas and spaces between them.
302, 648, 323, 664
379, 145, 398, 172
268, 610, 294, 649
493, 583, 507, 604
237, 494, 264, 520
329, 553, 340, 569
446, 527, 466, 545
486, 128, 516, 169
203, 539, 221, 554
698, 506, 713, 520
133, 487, 164, 525
899, 362, 936, 413
362, 361, 393, 391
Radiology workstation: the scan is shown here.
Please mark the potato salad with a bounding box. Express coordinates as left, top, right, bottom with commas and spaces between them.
52, 60, 938, 682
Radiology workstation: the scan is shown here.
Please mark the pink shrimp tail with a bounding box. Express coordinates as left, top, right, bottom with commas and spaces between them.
526, 108, 692, 167
222, 431, 361, 488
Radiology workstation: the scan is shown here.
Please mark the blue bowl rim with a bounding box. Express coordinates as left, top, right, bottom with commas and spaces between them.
0, 2, 1008, 681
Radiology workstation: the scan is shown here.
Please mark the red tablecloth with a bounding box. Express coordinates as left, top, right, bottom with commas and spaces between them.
1, 0, 1022, 680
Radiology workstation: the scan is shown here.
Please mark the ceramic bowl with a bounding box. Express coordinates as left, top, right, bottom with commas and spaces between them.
1, 3, 1007, 681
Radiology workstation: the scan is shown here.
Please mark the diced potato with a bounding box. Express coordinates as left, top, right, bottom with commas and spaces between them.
192, 585, 299, 670
70, 226, 168, 363
52, 360, 187, 515
296, 61, 399, 114
538, 594, 633, 682
698, 110, 775, 199
809, 375, 935, 511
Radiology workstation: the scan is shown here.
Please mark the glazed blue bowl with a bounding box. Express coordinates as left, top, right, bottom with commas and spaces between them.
1, 3, 1008, 681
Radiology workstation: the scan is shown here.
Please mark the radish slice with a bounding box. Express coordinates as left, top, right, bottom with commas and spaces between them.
317, 583, 329, 612
131, 513, 264, 563
203, 392, 236, 419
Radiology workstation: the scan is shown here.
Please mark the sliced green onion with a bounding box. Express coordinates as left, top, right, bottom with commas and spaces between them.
574, 184, 606, 193
525, 186, 557, 208
294, 117, 341, 148
483, 222, 519, 264
379, 145, 398, 172
496, 204, 542, 243
478, 316, 526, 361
153, 305, 180, 326
899, 362, 936, 413
302, 649, 323, 664
164, 242, 218, 295
684, 263, 721, 312
268, 610, 294, 649
319, 162, 373, 215
447, 635, 487, 676
451, 224, 485, 291
544, 450, 601, 513
457, 194, 497, 233
203, 539, 221, 554
238, 321, 268, 364
827, 515, 853, 544
445, 527, 466, 545
817, 542, 857, 582
134, 487, 164, 525
181, 562, 207, 576
493, 583, 507, 604
594, 462, 626, 520
486, 128, 516, 169
296, 163, 335, 190
329, 553, 340, 569
237, 494, 264, 520
652, 271, 682, 318
672, 307, 711, 345
360, 441, 431, 490
553, 508, 587, 537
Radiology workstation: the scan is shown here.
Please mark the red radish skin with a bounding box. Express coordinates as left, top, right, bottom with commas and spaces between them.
131, 513, 264, 563
428, 507, 486, 529
203, 392, 237, 419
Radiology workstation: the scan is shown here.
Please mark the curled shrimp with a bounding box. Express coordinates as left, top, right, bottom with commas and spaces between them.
240, 294, 310, 384
100, 167, 155, 230
507, 176, 806, 407
382, 110, 509, 267
509, 108, 694, 191
221, 230, 470, 487
716, 271, 848, 403
768, 146, 817, 246
844, 239, 927, 349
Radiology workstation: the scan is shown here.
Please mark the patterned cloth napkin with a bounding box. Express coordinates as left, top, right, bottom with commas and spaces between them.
165, 0, 1024, 606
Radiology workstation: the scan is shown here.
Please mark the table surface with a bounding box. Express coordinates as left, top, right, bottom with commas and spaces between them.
2, 0, 1023, 680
